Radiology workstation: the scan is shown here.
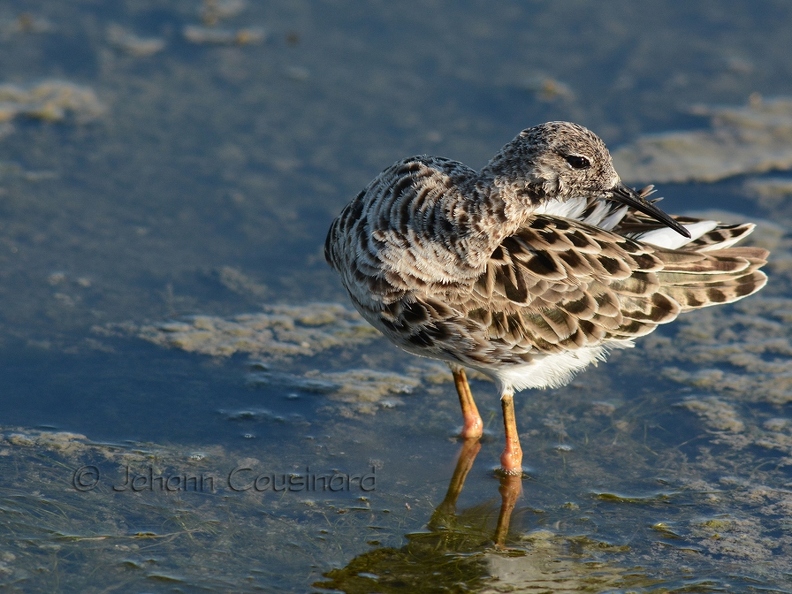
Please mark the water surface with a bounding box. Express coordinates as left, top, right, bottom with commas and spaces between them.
1, 1, 791, 591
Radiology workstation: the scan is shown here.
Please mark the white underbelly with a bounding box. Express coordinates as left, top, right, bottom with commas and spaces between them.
487, 340, 634, 392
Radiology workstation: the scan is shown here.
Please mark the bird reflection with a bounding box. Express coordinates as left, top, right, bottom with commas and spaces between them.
316, 439, 650, 593
316, 438, 519, 593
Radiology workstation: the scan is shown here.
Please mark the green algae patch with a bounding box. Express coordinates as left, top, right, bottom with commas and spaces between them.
593, 491, 675, 505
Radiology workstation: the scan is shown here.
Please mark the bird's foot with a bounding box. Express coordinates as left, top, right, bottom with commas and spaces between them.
459, 414, 484, 440
499, 444, 523, 476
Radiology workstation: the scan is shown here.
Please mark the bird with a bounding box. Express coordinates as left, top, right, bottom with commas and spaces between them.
324, 121, 769, 475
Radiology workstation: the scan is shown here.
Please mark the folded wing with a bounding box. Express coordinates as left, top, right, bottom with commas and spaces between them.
459, 215, 768, 356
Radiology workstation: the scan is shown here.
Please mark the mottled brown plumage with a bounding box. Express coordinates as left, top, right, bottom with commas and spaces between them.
325, 121, 768, 474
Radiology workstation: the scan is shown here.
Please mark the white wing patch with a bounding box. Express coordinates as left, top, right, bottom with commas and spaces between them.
635, 220, 717, 249
532, 195, 589, 219
532, 196, 628, 230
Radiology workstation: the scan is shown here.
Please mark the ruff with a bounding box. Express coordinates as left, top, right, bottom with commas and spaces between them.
325, 121, 769, 475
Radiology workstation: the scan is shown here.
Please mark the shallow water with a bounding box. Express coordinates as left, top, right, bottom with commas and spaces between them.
1, 1, 792, 592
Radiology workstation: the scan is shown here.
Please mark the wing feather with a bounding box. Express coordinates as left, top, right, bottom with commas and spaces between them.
449, 215, 768, 356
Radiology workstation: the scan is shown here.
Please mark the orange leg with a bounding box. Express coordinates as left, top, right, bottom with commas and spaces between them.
499, 390, 523, 475
450, 365, 483, 439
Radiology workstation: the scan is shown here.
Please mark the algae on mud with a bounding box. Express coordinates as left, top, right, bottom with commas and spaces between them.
0, 427, 404, 591
0, 80, 105, 124
127, 303, 378, 360
613, 97, 792, 184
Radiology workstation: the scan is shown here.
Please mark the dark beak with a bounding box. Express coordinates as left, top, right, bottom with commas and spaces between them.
609, 182, 691, 238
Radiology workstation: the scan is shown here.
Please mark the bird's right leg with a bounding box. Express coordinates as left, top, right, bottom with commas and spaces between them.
449, 364, 483, 439
499, 388, 523, 475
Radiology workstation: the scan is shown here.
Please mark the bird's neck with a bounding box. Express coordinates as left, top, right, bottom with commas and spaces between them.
456, 174, 543, 266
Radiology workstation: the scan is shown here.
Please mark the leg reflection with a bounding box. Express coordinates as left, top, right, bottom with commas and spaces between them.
429, 437, 523, 547
429, 438, 481, 527
494, 473, 522, 548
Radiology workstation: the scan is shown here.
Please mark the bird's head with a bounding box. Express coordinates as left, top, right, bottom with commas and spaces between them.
482, 121, 689, 237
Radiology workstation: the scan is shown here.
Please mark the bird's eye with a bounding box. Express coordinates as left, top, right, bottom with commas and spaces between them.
565, 155, 591, 169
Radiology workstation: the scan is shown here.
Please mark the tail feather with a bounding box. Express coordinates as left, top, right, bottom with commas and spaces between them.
659, 269, 767, 311
690, 223, 758, 252
631, 219, 768, 314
